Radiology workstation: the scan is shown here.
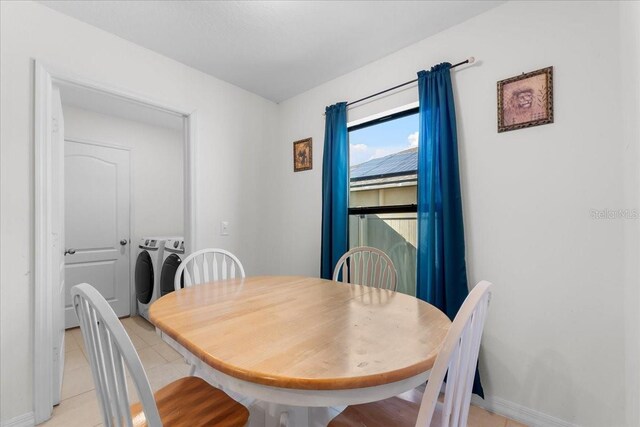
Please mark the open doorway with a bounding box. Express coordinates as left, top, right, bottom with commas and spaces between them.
58, 82, 185, 329
34, 61, 197, 424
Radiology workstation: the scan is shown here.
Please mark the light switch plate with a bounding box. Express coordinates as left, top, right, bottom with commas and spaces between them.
220, 221, 229, 236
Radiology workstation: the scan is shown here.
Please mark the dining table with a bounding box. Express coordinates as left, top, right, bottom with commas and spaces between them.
149, 275, 450, 427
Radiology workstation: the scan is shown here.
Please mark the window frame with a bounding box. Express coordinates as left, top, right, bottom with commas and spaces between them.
347, 106, 419, 216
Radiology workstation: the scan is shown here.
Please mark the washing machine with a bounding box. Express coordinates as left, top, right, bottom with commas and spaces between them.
157, 237, 187, 355
135, 237, 171, 321
160, 237, 185, 297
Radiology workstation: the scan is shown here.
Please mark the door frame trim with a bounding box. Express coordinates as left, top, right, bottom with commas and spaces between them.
33, 59, 198, 423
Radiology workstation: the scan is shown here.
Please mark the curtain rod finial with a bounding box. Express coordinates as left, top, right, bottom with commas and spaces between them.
468, 57, 475, 64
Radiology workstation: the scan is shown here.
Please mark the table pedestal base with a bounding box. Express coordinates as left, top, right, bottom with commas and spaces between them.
189, 357, 429, 427
248, 403, 340, 427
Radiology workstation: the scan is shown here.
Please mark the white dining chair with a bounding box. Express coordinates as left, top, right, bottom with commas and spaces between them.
333, 246, 398, 291
175, 248, 246, 291
71, 283, 249, 427
329, 280, 493, 427
171, 248, 246, 378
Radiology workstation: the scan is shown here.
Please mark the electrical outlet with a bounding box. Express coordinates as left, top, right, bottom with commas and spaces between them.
220, 221, 229, 236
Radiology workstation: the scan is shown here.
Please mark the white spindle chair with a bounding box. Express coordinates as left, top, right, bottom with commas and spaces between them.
175, 248, 246, 291
329, 281, 493, 427
333, 246, 398, 291
71, 283, 249, 427
171, 248, 245, 377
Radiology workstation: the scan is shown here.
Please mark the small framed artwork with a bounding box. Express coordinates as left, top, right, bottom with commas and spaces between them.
293, 138, 312, 172
497, 66, 553, 132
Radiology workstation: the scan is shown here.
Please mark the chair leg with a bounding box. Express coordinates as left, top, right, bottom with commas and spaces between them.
279, 411, 289, 427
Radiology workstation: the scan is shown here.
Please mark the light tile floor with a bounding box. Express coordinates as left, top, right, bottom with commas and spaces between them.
43, 316, 188, 427
44, 316, 527, 427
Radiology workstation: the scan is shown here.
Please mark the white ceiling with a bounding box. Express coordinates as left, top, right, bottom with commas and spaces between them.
40, 1, 504, 103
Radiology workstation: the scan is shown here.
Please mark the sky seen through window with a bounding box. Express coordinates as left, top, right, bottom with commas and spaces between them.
349, 113, 419, 166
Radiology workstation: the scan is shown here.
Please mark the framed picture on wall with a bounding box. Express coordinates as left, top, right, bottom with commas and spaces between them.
293, 138, 312, 172
497, 66, 553, 132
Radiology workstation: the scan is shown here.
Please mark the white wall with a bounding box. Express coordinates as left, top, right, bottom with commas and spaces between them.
0, 1, 277, 423
62, 106, 184, 245
620, 1, 640, 426
265, 2, 639, 426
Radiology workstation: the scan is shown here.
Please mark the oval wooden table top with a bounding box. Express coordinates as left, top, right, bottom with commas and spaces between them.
149, 276, 450, 391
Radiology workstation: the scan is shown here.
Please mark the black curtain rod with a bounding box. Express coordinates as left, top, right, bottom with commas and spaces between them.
346, 57, 475, 108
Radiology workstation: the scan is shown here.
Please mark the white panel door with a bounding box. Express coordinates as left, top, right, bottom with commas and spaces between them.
64, 141, 130, 328
51, 86, 65, 404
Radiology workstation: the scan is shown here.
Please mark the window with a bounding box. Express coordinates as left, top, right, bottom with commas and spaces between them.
348, 107, 418, 296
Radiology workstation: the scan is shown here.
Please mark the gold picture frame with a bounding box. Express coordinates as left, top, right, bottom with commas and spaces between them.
497, 66, 553, 133
293, 138, 312, 172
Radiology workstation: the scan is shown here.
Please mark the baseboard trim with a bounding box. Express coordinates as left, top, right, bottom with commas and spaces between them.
471, 395, 579, 427
1, 413, 35, 427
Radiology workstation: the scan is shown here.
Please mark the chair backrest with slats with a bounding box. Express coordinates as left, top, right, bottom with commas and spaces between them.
415, 281, 493, 427
72, 283, 161, 427
332, 246, 398, 291
175, 248, 246, 291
